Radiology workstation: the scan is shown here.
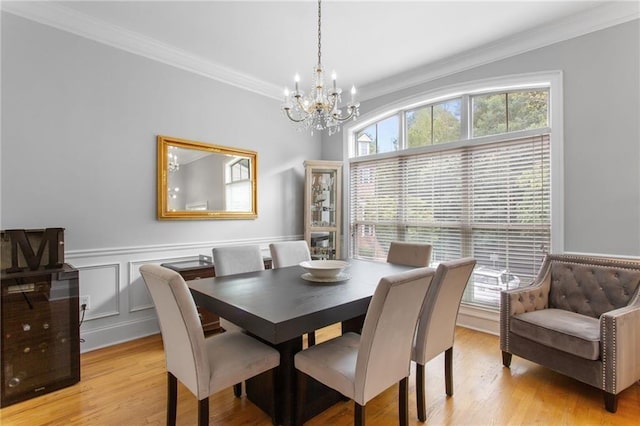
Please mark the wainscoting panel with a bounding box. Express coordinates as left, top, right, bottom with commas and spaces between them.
76, 263, 120, 321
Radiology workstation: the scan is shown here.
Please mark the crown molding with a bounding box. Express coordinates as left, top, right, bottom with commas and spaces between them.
3, 1, 638, 103
360, 1, 639, 100
1, 1, 284, 100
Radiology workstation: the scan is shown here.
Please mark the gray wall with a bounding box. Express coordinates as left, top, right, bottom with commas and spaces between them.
323, 19, 640, 257
1, 13, 319, 250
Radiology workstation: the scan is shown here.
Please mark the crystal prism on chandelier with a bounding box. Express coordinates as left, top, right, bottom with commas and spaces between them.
281, 0, 359, 135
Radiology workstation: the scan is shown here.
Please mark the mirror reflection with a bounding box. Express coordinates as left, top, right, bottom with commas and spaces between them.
157, 136, 257, 220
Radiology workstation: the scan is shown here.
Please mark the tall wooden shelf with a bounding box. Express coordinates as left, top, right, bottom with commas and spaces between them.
304, 160, 342, 260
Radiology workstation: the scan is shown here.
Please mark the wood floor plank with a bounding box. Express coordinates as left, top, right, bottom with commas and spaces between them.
1, 326, 638, 425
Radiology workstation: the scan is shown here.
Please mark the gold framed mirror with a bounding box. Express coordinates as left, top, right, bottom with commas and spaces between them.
157, 135, 257, 220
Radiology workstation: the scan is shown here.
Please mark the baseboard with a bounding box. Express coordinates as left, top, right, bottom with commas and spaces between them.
457, 304, 500, 336
80, 315, 160, 353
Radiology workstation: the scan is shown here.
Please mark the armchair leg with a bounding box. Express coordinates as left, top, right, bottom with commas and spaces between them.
502, 351, 512, 368
445, 347, 453, 396
167, 372, 177, 426
399, 377, 408, 426
198, 397, 209, 426
233, 382, 242, 397
604, 392, 618, 413
416, 363, 426, 422
354, 402, 365, 426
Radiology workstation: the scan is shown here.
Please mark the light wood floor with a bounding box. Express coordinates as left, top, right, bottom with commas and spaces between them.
1, 325, 638, 425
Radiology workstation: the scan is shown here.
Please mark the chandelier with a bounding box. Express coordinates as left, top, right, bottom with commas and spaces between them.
282, 0, 359, 135
168, 150, 179, 172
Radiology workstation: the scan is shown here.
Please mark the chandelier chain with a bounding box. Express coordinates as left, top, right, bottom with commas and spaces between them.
317, 0, 322, 67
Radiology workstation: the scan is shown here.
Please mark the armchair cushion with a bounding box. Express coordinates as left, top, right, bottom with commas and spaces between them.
510, 309, 600, 360
548, 262, 640, 318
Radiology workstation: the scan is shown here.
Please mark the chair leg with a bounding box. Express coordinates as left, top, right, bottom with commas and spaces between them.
399, 377, 408, 426
167, 372, 178, 426
198, 397, 209, 426
296, 371, 307, 426
445, 347, 453, 396
233, 382, 242, 397
354, 402, 365, 426
502, 351, 512, 368
604, 391, 618, 413
416, 363, 426, 422
307, 331, 316, 347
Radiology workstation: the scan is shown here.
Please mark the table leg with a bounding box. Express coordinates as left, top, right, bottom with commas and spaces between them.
342, 314, 366, 334
246, 337, 302, 426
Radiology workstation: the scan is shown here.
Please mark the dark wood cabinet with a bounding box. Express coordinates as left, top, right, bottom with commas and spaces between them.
161, 256, 273, 335
1, 264, 80, 407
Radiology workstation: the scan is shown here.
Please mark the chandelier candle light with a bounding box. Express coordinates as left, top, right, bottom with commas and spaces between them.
282, 0, 359, 135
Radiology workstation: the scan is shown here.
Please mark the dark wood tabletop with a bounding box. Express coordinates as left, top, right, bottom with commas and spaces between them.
188, 258, 413, 345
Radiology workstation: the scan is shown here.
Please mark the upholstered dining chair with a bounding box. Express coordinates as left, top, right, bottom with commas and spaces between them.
294, 267, 435, 426
212, 244, 266, 397
139, 264, 280, 426
269, 240, 317, 346
386, 241, 432, 267
412, 257, 476, 422
269, 240, 311, 269
212, 244, 265, 334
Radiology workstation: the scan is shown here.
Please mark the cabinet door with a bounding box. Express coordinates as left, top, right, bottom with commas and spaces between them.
309, 169, 338, 228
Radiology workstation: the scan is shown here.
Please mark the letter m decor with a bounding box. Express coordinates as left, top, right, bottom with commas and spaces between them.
0, 228, 65, 273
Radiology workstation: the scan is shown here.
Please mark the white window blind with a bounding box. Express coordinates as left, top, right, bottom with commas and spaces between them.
349, 134, 550, 307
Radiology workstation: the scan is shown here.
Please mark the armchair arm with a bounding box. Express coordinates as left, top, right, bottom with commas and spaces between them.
600, 303, 640, 394
500, 269, 551, 354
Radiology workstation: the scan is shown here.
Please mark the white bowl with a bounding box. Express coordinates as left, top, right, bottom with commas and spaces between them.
299, 260, 350, 279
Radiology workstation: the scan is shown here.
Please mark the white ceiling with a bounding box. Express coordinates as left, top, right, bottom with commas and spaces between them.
5, 1, 639, 100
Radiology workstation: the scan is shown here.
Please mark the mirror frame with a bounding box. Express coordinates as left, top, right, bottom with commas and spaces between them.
157, 135, 258, 220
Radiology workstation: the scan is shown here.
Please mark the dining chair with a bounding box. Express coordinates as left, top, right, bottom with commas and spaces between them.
212, 244, 266, 397
386, 241, 432, 267
212, 244, 265, 334
294, 267, 435, 426
139, 264, 280, 426
269, 240, 311, 269
412, 257, 476, 422
269, 240, 317, 346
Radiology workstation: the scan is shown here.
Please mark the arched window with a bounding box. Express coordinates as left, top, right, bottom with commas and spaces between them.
346, 72, 562, 309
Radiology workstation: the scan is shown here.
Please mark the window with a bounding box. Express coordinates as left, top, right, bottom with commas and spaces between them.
356, 115, 400, 155
348, 84, 553, 309
225, 158, 251, 211
407, 98, 462, 147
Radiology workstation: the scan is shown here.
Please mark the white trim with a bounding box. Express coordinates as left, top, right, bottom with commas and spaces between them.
1, 1, 282, 100
65, 235, 281, 259
360, 2, 640, 100
80, 315, 159, 353
75, 263, 121, 321
2, 1, 637, 102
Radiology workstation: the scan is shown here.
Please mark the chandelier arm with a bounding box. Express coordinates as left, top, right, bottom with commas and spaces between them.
332, 107, 357, 122
294, 95, 311, 114
284, 108, 309, 123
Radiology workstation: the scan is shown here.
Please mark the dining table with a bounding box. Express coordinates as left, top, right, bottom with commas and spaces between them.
188, 258, 415, 426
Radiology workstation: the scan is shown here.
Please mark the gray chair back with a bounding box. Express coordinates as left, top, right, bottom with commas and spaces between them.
269, 241, 311, 268
212, 245, 265, 276
386, 241, 432, 267
413, 258, 476, 364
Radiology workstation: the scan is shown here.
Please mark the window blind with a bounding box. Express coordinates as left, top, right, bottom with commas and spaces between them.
349, 134, 550, 307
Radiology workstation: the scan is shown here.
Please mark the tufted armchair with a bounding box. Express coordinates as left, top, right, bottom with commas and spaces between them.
500, 254, 640, 412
